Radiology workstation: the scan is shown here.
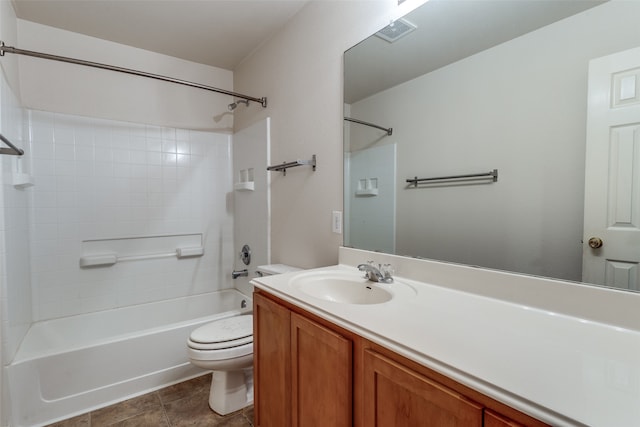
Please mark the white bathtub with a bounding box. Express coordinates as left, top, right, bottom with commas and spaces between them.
6, 289, 252, 427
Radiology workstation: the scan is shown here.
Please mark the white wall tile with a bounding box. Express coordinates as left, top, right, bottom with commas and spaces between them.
29, 114, 54, 143
74, 127, 94, 146
22, 110, 233, 320
2, 95, 233, 335
56, 176, 77, 192
113, 149, 131, 164
177, 141, 190, 155
53, 127, 75, 145
32, 207, 57, 224
146, 138, 162, 152
55, 160, 76, 176
94, 146, 113, 162
32, 192, 56, 208
130, 151, 146, 165
162, 140, 177, 154
177, 154, 190, 168
146, 152, 162, 166
31, 223, 57, 241
32, 158, 55, 176
145, 125, 163, 139
94, 131, 112, 148
94, 162, 113, 177
54, 143, 75, 161
0, 74, 33, 364
30, 142, 54, 160
113, 163, 131, 178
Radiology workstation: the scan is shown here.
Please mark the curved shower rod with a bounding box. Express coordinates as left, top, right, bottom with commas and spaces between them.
344, 117, 392, 136
0, 41, 267, 108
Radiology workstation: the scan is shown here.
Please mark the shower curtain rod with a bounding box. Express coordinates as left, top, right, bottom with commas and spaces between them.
344, 117, 392, 136
0, 41, 267, 108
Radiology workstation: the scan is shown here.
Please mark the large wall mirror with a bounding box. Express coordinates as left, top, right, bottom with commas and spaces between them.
343, 0, 640, 292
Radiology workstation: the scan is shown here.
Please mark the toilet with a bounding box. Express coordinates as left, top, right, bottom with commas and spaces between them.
187, 264, 300, 415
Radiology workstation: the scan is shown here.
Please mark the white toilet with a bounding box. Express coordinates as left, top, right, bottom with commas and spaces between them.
187, 264, 300, 415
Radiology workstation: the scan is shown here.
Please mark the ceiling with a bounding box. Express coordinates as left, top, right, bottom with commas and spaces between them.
344, 0, 606, 103
11, 0, 309, 70
11, 0, 606, 92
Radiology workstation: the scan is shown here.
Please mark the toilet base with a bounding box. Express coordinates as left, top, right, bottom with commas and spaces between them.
209, 368, 254, 415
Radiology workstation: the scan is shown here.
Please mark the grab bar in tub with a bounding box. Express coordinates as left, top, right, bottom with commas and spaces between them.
80, 246, 204, 268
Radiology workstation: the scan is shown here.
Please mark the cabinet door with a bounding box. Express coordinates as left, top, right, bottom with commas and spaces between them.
485, 409, 526, 427
363, 349, 483, 426
254, 293, 291, 427
291, 312, 352, 427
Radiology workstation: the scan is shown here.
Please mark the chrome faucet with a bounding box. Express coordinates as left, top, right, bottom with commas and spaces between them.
232, 269, 248, 279
357, 262, 393, 283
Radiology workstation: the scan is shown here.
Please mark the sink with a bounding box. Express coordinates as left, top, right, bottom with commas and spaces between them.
289, 270, 415, 305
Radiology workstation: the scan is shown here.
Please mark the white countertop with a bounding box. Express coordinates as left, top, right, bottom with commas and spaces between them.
251, 255, 640, 427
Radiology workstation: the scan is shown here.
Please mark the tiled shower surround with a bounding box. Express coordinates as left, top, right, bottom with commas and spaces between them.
26, 110, 235, 321
1, 75, 32, 376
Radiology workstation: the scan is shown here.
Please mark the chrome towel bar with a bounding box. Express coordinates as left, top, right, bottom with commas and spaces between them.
406, 169, 498, 187
267, 155, 316, 176
0, 133, 24, 156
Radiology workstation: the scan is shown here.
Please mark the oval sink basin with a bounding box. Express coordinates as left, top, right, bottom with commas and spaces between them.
289, 270, 416, 305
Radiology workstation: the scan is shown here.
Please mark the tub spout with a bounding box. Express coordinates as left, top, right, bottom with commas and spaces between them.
232, 269, 248, 279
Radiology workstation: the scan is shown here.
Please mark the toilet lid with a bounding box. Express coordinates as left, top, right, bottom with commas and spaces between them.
189, 315, 253, 345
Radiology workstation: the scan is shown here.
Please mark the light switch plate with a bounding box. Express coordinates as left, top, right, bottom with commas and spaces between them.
332, 211, 343, 234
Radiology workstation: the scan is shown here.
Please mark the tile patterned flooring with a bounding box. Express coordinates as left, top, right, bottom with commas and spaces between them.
46, 374, 254, 427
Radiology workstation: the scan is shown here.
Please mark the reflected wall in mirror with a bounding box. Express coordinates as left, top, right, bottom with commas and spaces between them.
343, 0, 640, 291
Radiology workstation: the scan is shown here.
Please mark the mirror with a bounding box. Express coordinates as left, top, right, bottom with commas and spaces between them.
343, 0, 640, 291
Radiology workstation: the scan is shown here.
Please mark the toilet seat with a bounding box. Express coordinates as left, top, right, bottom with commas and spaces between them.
188, 315, 253, 351
187, 341, 253, 362
189, 336, 252, 351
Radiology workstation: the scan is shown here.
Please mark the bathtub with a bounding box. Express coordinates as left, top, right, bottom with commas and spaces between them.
6, 289, 252, 427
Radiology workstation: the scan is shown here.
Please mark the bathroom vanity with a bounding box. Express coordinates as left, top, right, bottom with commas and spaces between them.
253, 289, 546, 427
251, 248, 640, 427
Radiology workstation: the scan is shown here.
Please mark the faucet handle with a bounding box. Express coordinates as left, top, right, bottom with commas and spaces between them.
380, 263, 394, 280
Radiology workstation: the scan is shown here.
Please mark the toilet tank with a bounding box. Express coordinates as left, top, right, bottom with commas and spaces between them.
256, 264, 301, 276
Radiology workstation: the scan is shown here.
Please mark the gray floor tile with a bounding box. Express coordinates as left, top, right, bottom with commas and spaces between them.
45, 413, 91, 427
90, 393, 162, 426
44, 376, 254, 427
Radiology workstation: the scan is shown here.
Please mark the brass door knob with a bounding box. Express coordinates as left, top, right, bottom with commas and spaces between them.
588, 237, 604, 249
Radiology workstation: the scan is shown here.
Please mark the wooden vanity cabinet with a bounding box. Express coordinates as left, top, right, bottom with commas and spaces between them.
291, 312, 352, 426
362, 349, 483, 426
254, 289, 548, 427
362, 341, 548, 427
485, 409, 528, 427
254, 291, 352, 427
253, 291, 291, 427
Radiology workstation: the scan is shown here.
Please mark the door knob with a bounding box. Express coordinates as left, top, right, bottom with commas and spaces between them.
588, 237, 603, 249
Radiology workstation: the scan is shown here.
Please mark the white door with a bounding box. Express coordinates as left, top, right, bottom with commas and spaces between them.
583, 47, 640, 290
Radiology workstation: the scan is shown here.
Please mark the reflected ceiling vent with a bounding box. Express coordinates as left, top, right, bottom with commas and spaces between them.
375, 18, 417, 43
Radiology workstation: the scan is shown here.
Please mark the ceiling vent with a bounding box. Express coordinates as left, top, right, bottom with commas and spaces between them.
375, 18, 417, 43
